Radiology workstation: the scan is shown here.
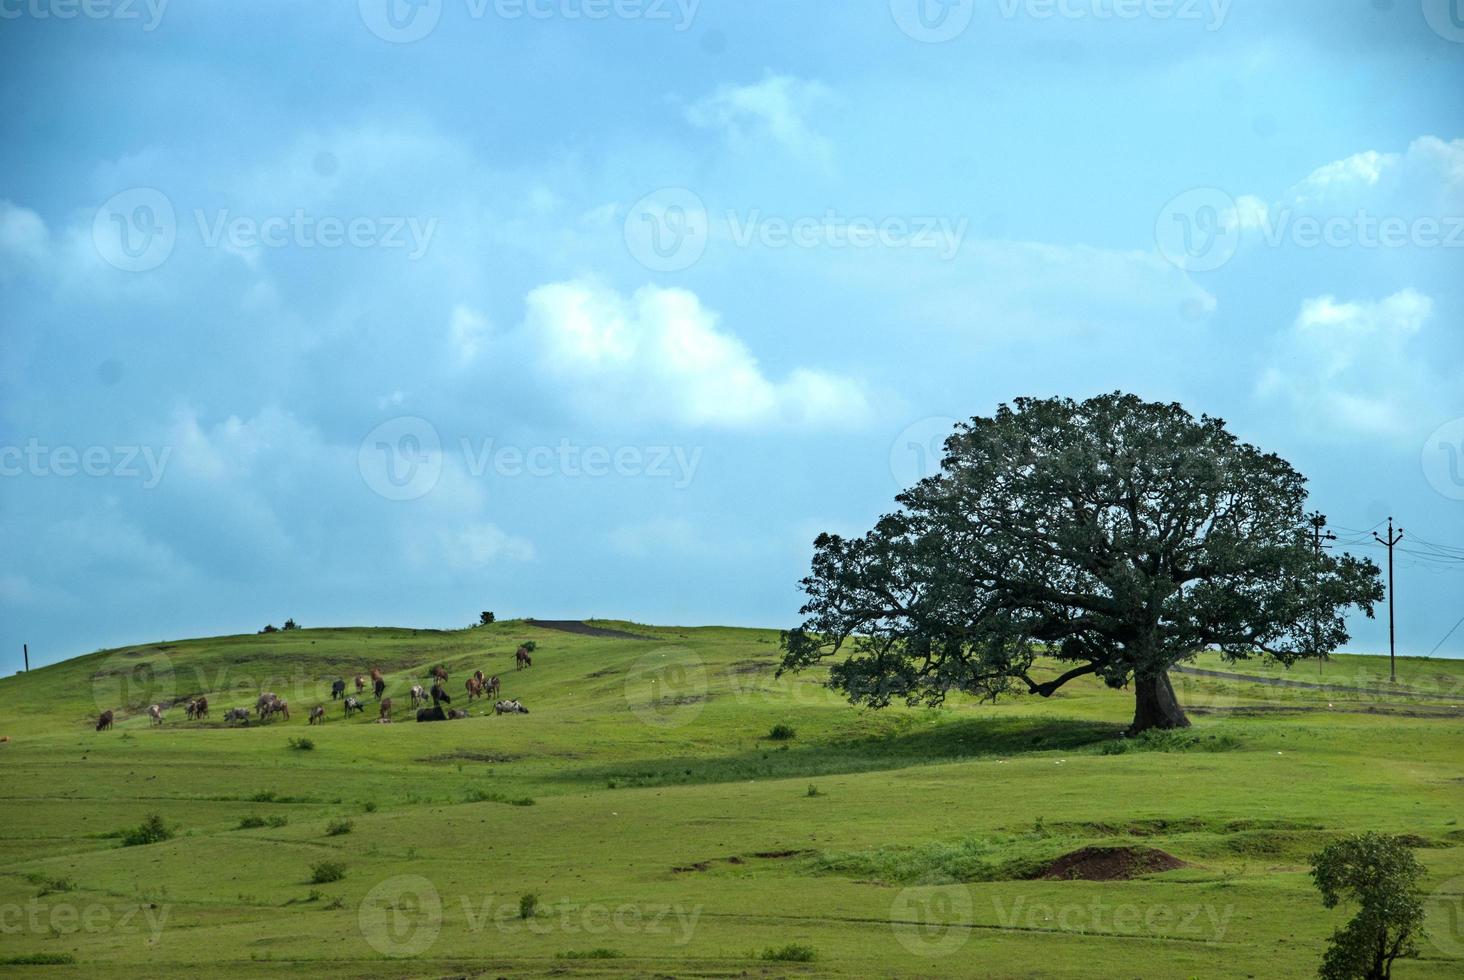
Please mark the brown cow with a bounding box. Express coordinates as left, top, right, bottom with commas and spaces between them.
379, 697, 393, 721
432, 664, 448, 682
487, 675, 501, 699
193, 696, 208, 720
370, 667, 383, 684
515, 646, 532, 670
354, 674, 366, 694
96, 710, 114, 731
148, 704, 163, 726
273, 699, 290, 722
308, 705, 326, 725
465, 677, 483, 701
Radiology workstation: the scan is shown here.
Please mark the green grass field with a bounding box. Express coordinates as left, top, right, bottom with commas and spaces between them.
1, 621, 1461, 977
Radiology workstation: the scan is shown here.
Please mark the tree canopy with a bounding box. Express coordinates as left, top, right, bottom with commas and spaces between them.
780, 393, 1384, 733
1311, 833, 1426, 979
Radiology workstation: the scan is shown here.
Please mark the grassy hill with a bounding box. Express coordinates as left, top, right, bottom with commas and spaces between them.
1, 620, 1461, 977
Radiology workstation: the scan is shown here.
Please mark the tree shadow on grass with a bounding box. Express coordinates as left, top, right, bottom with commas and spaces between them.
561, 716, 1120, 790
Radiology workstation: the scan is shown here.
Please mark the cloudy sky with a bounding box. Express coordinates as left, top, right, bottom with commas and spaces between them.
2, 1, 1462, 671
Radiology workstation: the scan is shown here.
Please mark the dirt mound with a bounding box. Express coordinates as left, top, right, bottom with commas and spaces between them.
1038, 846, 1185, 881
526, 620, 658, 640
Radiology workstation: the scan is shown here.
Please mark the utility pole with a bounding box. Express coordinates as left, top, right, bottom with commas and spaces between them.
1307, 513, 1337, 677
22, 644, 29, 672
1373, 517, 1404, 683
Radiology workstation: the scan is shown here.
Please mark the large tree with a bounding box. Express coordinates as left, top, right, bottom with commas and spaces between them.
780, 393, 1383, 733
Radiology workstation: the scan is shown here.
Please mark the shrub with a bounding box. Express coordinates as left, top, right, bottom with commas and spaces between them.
310, 861, 346, 884
288, 737, 315, 751
555, 949, 624, 959
806, 784, 822, 797
768, 723, 796, 741
519, 893, 539, 919
362, 800, 378, 813
0, 954, 77, 965
268, 815, 289, 828
238, 815, 268, 829
260, 624, 278, 634
121, 814, 174, 847
1311, 833, 1427, 980
521, 640, 537, 652
479, 611, 496, 626
323, 896, 345, 910
282, 619, 301, 631
325, 818, 354, 836
761, 944, 816, 962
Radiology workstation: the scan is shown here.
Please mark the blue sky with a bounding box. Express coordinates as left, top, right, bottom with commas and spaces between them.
2, 0, 1462, 672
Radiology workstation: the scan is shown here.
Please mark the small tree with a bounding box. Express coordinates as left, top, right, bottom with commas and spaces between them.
479, 611, 496, 626
1311, 833, 1426, 980
260, 624, 278, 634
282, 618, 301, 631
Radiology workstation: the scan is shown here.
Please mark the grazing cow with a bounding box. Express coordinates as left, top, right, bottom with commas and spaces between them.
416, 706, 449, 722
193, 696, 208, 721
448, 708, 470, 720
148, 704, 164, 726
465, 677, 483, 701
494, 699, 529, 715
185, 699, 199, 720
224, 707, 250, 724
255, 692, 278, 720
309, 705, 326, 725
272, 699, 290, 722
343, 696, 364, 717
331, 679, 346, 700
473, 669, 486, 686
379, 697, 393, 721
409, 684, 428, 708
373, 677, 386, 701
354, 674, 366, 694
370, 667, 383, 684
515, 646, 532, 670
486, 675, 501, 699
432, 664, 449, 681
431, 682, 452, 706
96, 710, 114, 732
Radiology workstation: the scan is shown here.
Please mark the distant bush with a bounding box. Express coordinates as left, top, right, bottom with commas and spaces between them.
310, 861, 346, 884
121, 814, 175, 847
761, 944, 816, 962
479, 611, 496, 626
323, 896, 345, 910
288, 737, 315, 751
806, 784, 822, 797
0, 954, 77, 965
23, 874, 75, 896
325, 818, 354, 836
282, 619, 301, 631
519, 893, 539, 919
260, 624, 278, 633
556, 949, 624, 960
362, 800, 378, 813
768, 723, 796, 741
521, 640, 537, 652
238, 815, 268, 829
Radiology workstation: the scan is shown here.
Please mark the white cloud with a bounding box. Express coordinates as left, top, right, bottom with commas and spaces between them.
521, 279, 869, 429
1284, 136, 1464, 208
686, 72, 835, 165
449, 304, 492, 364
0, 201, 48, 264
436, 523, 535, 567
1257, 289, 1445, 438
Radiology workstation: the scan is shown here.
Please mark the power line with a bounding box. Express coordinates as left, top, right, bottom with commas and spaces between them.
1427, 614, 1464, 658
1374, 517, 1404, 683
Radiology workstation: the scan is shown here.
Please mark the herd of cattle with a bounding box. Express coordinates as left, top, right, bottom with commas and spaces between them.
93, 645, 536, 731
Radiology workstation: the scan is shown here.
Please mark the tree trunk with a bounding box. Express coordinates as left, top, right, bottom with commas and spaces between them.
1129, 670, 1191, 735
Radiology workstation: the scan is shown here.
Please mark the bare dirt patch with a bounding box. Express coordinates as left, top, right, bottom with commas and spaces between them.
526, 620, 658, 640
1037, 846, 1185, 881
